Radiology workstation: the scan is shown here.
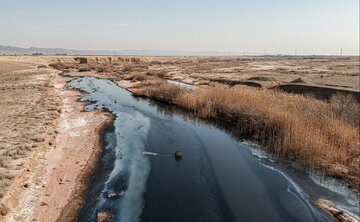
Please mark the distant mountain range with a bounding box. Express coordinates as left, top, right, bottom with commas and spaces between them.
0, 45, 240, 56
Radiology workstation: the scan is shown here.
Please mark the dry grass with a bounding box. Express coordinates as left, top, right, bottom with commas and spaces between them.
124, 73, 150, 82
121, 63, 147, 72
78, 67, 92, 72
95, 65, 113, 73
49, 62, 78, 71
146, 69, 167, 78
329, 92, 360, 127
139, 80, 360, 189
140, 80, 183, 102
42, 57, 360, 189
0, 61, 61, 199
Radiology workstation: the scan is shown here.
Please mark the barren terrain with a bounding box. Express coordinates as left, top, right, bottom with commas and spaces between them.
39, 55, 359, 100
0, 55, 358, 222
0, 59, 60, 201
4, 55, 359, 91
0, 57, 113, 221
42, 55, 359, 189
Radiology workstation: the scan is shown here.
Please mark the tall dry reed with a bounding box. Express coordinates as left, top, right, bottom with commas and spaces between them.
140, 82, 359, 189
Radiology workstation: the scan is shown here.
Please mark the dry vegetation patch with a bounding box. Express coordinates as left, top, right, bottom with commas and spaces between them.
137, 80, 360, 189
124, 73, 150, 82
0, 61, 61, 199
45, 56, 360, 190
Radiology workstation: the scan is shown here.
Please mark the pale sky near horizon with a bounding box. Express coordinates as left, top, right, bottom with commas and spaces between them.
0, 0, 359, 55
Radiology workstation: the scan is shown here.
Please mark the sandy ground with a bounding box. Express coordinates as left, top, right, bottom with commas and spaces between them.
0, 58, 113, 221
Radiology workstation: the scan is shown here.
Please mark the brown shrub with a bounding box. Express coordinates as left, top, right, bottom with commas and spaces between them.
329, 92, 360, 127
0, 203, 10, 216
49, 63, 77, 70
96, 66, 111, 73
48, 63, 63, 70
145, 82, 184, 102
149, 60, 162, 65
124, 73, 149, 82
122, 63, 147, 72
74, 57, 88, 64
122, 64, 135, 72
78, 67, 92, 72
146, 69, 167, 78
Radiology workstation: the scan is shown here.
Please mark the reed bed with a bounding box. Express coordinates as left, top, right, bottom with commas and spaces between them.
138, 81, 360, 189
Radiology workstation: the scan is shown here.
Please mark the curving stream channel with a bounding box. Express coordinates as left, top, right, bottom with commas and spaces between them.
67, 77, 359, 222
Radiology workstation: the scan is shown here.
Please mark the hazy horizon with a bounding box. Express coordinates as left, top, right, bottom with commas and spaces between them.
0, 0, 359, 55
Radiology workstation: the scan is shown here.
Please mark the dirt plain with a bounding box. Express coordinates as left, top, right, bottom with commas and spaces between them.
40, 55, 359, 99
3, 55, 359, 92
163, 56, 359, 90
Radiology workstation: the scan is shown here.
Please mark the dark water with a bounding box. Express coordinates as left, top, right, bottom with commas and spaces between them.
67, 77, 359, 222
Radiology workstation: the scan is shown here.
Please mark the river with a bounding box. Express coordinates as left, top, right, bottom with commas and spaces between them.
67, 77, 359, 222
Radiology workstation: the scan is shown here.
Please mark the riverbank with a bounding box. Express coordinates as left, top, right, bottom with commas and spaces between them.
0, 59, 61, 219
1, 56, 358, 221
68, 76, 359, 222
118, 79, 360, 222
39, 55, 359, 191
0, 59, 113, 221
127, 78, 359, 191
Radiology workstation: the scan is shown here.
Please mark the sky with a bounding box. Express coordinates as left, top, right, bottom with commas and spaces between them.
0, 0, 359, 55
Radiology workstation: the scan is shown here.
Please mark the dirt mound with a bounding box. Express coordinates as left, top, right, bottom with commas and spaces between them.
290, 78, 307, 84
240, 81, 263, 88
274, 84, 360, 102
248, 76, 275, 81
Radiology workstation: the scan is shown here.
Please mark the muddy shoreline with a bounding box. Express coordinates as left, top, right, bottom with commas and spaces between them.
53, 76, 119, 222
45, 76, 115, 222
70, 76, 359, 222
1, 72, 113, 222
56, 114, 114, 222
66, 76, 360, 222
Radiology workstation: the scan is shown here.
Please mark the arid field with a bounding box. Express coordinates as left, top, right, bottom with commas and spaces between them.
0, 55, 359, 222
1, 0, 358, 221
0, 60, 60, 200
45, 55, 360, 89
0, 57, 112, 221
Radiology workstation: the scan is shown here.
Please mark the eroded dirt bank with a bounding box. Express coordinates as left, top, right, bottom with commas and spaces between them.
0, 59, 113, 222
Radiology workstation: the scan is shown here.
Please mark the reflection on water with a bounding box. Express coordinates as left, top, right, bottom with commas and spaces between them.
151, 97, 360, 219
68, 77, 358, 222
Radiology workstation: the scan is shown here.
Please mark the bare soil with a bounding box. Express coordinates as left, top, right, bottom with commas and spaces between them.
0, 57, 112, 222
0, 59, 60, 201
